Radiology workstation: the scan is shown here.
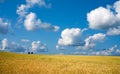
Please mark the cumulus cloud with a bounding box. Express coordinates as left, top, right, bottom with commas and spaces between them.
16, 0, 59, 32
87, 7, 115, 29
8, 42, 26, 52
107, 26, 120, 35
30, 41, 47, 52
17, 4, 28, 18
16, 0, 51, 24
24, 12, 59, 31
72, 45, 120, 55
39, 23, 59, 31
0, 18, 10, 34
26, 0, 51, 8
56, 45, 66, 50
0, 39, 48, 53
0, 38, 26, 52
24, 12, 40, 31
56, 28, 87, 50
16, 0, 50, 16
116, 49, 120, 54
1, 38, 8, 50
56, 28, 106, 50
92, 45, 120, 55
77, 33, 106, 50
84, 33, 106, 49
57, 28, 86, 46
114, 0, 120, 18
87, 0, 120, 35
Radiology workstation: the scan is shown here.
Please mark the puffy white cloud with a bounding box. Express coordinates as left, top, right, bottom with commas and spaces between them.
0, 39, 48, 53
26, 0, 50, 8
56, 45, 59, 49
0, 38, 26, 52
17, 4, 28, 17
107, 26, 120, 35
57, 28, 86, 46
75, 45, 120, 55
39, 23, 59, 31
87, 7, 115, 29
1, 38, 8, 50
114, 0, 120, 16
8, 42, 26, 52
92, 45, 120, 55
24, 12, 40, 31
0, 18, 10, 34
57, 29, 106, 50
116, 49, 120, 54
16, 0, 51, 24
24, 12, 59, 31
56, 45, 66, 50
16, 0, 58, 32
85, 33, 106, 45
21, 39, 30, 43
31, 41, 47, 52
87, 0, 120, 35
16, 0, 50, 16
77, 33, 106, 50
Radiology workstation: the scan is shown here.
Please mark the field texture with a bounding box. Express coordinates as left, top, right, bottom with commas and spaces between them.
0, 52, 120, 74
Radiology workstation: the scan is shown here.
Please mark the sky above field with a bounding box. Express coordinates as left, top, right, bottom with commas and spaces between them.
0, 0, 120, 55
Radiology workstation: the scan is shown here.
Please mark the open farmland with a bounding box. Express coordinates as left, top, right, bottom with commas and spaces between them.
0, 52, 120, 74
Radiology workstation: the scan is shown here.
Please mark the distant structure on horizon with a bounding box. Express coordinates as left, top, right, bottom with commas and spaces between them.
27, 47, 48, 54
28, 52, 33, 54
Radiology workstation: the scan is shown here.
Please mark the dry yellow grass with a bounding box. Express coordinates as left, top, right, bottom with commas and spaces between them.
0, 52, 120, 74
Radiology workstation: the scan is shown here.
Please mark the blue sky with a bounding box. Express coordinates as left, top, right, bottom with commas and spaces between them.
0, 0, 120, 55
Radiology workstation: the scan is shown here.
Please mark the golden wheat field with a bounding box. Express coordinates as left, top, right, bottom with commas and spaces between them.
0, 52, 120, 74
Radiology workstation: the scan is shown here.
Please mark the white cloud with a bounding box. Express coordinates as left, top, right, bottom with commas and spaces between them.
17, 4, 28, 17
9, 42, 26, 52
107, 26, 120, 35
26, 0, 51, 8
85, 33, 106, 45
16, 0, 51, 24
93, 45, 119, 55
114, 0, 120, 16
39, 23, 60, 31
87, 0, 120, 35
72, 44, 120, 55
87, 7, 115, 29
16, 0, 59, 32
24, 12, 40, 31
21, 39, 30, 43
56, 45, 66, 50
31, 41, 47, 52
1, 38, 8, 50
0, 39, 48, 53
16, 0, 50, 16
24, 12, 59, 31
116, 49, 120, 54
1, 38, 26, 52
77, 33, 106, 50
0, 18, 10, 34
57, 28, 85, 46
75, 45, 120, 55
56, 45, 59, 49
